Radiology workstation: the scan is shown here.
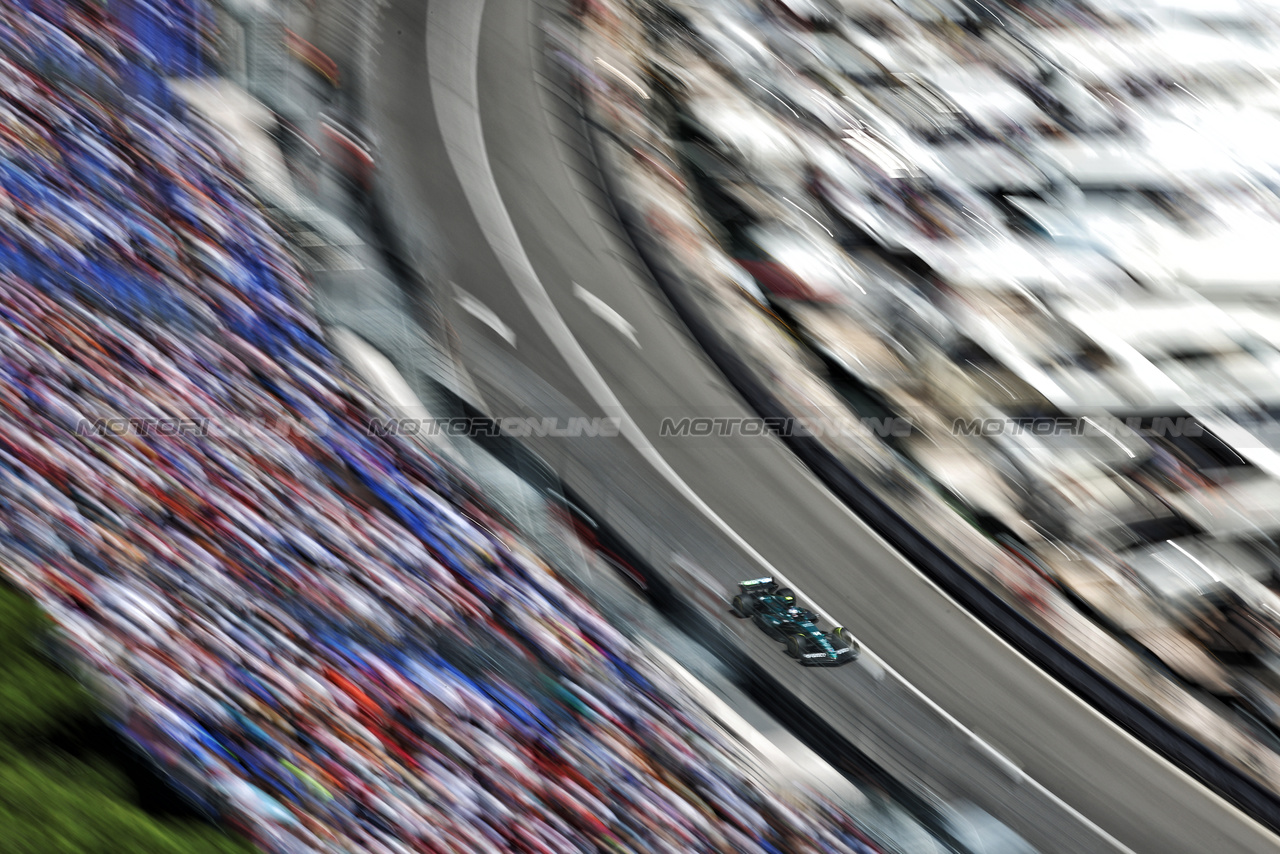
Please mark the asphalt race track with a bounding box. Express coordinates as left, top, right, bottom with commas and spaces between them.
360, 0, 1280, 851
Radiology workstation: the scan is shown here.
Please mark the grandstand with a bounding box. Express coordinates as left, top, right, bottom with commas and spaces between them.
0, 2, 890, 852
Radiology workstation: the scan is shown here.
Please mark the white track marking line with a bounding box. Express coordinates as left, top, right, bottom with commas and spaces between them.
573, 282, 641, 348
453, 284, 516, 347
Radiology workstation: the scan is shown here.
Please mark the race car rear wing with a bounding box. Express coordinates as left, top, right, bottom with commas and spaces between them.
739, 577, 775, 589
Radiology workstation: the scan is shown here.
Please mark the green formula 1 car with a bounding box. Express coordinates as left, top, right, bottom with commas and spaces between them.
730, 578, 860, 666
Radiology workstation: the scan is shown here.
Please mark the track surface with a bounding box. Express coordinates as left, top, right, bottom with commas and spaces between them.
365, 0, 1280, 851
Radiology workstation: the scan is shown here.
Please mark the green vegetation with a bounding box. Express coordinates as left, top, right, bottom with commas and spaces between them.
0, 585, 255, 854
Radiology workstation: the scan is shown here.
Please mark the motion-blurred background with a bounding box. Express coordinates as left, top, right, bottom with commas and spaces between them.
9, 0, 1280, 852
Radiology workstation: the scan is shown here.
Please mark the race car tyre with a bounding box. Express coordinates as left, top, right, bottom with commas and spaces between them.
831, 627, 861, 659
786, 633, 813, 658
775, 586, 795, 605
731, 594, 754, 617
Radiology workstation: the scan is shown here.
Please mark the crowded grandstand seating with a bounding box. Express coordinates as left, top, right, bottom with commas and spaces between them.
0, 2, 886, 852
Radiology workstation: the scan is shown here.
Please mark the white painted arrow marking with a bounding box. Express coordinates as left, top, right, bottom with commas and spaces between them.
453, 284, 516, 347
574, 283, 640, 348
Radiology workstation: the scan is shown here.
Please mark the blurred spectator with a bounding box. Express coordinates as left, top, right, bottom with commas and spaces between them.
0, 2, 887, 853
